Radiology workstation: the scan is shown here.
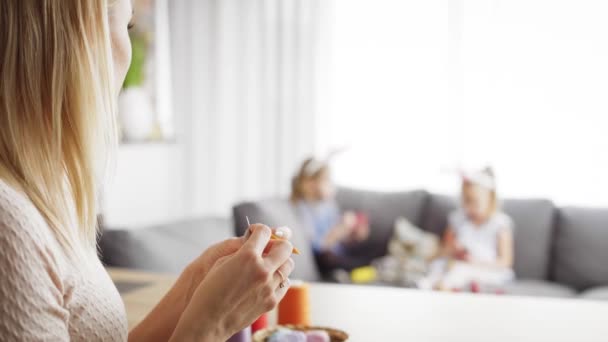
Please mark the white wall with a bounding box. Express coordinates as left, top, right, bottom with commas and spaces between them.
169, 0, 329, 217
102, 144, 186, 227
103, 0, 608, 228
102, 0, 186, 228
102, 0, 329, 226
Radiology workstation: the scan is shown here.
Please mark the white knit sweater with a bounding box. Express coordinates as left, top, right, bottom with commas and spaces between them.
0, 180, 128, 341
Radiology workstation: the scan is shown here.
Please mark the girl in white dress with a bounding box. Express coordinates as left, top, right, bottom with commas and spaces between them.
421, 168, 515, 291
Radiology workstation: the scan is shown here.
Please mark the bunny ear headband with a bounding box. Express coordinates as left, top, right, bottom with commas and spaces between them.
460, 169, 496, 190
303, 158, 327, 176
303, 147, 349, 176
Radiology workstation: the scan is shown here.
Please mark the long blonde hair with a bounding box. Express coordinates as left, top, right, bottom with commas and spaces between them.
0, 1, 118, 255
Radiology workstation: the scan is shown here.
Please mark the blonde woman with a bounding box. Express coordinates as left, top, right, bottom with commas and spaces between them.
0, 1, 294, 341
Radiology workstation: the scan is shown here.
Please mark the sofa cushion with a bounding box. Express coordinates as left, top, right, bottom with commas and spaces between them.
579, 287, 608, 301
100, 217, 232, 274
503, 280, 576, 298
233, 199, 321, 281
420, 194, 457, 237
335, 188, 429, 262
422, 195, 556, 280
233, 199, 296, 236
502, 199, 556, 280
553, 207, 608, 291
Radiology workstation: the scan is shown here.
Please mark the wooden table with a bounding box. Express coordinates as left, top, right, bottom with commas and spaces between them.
108, 268, 608, 341
108, 268, 177, 329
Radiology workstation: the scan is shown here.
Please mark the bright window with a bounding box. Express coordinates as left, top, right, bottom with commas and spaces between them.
323, 0, 608, 207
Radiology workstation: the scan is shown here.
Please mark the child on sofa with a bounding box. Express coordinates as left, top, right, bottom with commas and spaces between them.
290, 157, 370, 272
419, 167, 515, 291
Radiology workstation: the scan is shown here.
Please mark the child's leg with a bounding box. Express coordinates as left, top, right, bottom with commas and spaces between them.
472, 267, 515, 287
443, 263, 515, 289
441, 262, 474, 289
417, 258, 448, 289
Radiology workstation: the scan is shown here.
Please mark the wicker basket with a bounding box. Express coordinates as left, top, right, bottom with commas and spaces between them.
252, 325, 349, 342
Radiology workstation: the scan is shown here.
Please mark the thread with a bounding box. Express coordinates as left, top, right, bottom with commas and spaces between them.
271, 233, 300, 255
251, 313, 268, 334
227, 326, 252, 342
245, 216, 300, 254
278, 281, 311, 326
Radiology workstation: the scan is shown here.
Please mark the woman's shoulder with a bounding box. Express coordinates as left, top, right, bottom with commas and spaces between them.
0, 179, 56, 251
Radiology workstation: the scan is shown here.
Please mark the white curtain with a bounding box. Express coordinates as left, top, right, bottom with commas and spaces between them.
324, 0, 608, 207
169, 0, 330, 217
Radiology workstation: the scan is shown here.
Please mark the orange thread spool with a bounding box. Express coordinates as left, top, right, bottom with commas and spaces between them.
278, 281, 311, 326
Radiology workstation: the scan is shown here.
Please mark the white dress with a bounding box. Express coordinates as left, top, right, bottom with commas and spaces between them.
421, 210, 515, 289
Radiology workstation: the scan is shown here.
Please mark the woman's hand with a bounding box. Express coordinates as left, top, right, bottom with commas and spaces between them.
129, 226, 292, 342
170, 224, 295, 342
180, 226, 292, 308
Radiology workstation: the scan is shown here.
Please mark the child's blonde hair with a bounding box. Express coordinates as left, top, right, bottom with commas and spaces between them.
462, 167, 499, 216
0, 1, 118, 256
290, 158, 330, 202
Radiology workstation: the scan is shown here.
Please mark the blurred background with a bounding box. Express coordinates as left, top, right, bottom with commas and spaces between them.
100, 0, 608, 301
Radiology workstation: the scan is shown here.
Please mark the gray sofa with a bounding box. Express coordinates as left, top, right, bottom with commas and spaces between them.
233, 188, 608, 300
100, 217, 232, 274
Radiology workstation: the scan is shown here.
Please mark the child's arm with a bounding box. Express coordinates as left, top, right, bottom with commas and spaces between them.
436, 226, 459, 259
495, 227, 514, 268
319, 211, 356, 252
320, 224, 349, 251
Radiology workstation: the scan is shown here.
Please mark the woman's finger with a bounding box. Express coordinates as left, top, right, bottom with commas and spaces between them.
243, 224, 272, 255
208, 237, 244, 256
264, 239, 293, 270
274, 276, 291, 300
270, 258, 295, 289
